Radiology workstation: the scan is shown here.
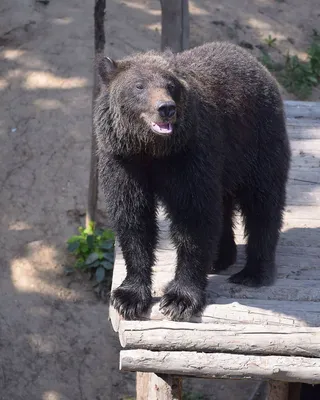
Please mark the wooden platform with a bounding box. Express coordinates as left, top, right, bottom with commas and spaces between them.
109, 101, 320, 397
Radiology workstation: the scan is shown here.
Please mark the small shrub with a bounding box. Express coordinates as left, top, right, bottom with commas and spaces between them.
66, 221, 115, 285
280, 53, 316, 99
280, 36, 320, 99
264, 34, 277, 47
259, 33, 320, 99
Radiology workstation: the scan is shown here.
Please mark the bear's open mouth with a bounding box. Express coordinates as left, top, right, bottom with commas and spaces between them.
150, 122, 173, 136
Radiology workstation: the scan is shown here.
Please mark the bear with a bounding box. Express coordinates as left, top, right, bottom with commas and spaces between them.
94, 41, 291, 321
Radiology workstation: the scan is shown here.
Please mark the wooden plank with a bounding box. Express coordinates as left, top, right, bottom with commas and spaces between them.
153, 243, 320, 279
136, 372, 182, 400
160, 0, 189, 52
284, 100, 320, 119
289, 168, 320, 185
285, 185, 320, 207
120, 350, 320, 384
110, 298, 320, 333
287, 120, 320, 140
119, 321, 320, 357
290, 139, 320, 153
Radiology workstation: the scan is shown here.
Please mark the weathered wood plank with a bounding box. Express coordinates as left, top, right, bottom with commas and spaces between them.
284, 100, 320, 119
290, 139, 320, 153
119, 321, 320, 357
289, 168, 320, 185
120, 350, 320, 384
287, 121, 320, 140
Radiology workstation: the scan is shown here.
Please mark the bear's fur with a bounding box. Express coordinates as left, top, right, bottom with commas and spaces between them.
94, 42, 291, 321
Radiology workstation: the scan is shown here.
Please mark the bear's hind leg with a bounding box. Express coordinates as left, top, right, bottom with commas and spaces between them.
229, 187, 285, 287
211, 195, 237, 273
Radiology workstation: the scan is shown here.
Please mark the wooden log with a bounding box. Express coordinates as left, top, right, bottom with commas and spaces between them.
136, 372, 182, 400
119, 321, 320, 357
160, 0, 189, 52
120, 350, 320, 384
266, 381, 288, 400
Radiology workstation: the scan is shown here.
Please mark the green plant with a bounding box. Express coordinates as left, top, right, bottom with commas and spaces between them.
66, 221, 115, 284
264, 34, 277, 47
259, 51, 276, 71
260, 33, 320, 99
280, 35, 320, 99
308, 39, 320, 79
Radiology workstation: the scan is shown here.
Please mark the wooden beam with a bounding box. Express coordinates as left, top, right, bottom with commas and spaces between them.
119, 321, 320, 357
136, 372, 182, 400
120, 350, 320, 384
160, 0, 189, 52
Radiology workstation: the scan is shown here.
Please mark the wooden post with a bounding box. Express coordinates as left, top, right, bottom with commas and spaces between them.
288, 383, 301, 400
86, 0, 106, 228
160, 0, 189, 52
136, 372, 182, 400
266, 381, 288, 400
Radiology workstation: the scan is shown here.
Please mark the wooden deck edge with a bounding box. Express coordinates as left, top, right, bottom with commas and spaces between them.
120, 349, 320, 384
110, 298, 320, 333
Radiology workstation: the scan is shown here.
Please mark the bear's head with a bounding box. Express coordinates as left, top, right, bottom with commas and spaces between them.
94, 52, 194, 157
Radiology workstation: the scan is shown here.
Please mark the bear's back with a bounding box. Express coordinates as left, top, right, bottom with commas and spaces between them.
174, 42, 282, 113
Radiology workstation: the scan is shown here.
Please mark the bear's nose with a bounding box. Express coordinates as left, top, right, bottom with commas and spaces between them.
157, 101, 176, 118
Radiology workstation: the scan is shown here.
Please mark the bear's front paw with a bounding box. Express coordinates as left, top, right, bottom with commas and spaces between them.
110, 280, 151, 320
159, 281, 206, 321
228, 262, 276, 287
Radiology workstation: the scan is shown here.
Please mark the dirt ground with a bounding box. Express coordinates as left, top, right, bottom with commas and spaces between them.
0, 1, 319, 399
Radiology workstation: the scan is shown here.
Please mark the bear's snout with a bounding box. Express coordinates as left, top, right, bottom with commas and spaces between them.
156, 100, 176, 119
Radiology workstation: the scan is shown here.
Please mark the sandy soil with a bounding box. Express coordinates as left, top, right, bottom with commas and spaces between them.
0, 1, 319, 399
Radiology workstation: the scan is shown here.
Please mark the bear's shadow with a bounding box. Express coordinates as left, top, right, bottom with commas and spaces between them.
206, 226, 320, 326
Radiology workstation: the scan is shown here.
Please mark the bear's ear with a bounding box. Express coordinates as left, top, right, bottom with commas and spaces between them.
97, 56, 118, 84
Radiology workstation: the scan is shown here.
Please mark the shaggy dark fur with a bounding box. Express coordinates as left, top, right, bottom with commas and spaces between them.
94, 42, 291, 321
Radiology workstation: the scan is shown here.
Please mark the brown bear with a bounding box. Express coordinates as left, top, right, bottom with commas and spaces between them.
94, 41, 291, 321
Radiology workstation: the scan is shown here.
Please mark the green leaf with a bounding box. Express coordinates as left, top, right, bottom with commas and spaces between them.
86, 260, 101, 268
67, 241, 80, 252
85, 252, 100, 265
103, 252, 114, 263
100, 240, 114, 250
101, 260, 114, 270
86, 235, 94, 249
67, 235, 82, 243
307, 75, 318, 84
95, 228, 104, 236
95, 267, 105, 282
101, 229, 115, 240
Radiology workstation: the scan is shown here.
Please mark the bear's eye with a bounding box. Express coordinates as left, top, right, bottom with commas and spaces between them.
167, 82, 175, 92
135, 82, 144, 90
